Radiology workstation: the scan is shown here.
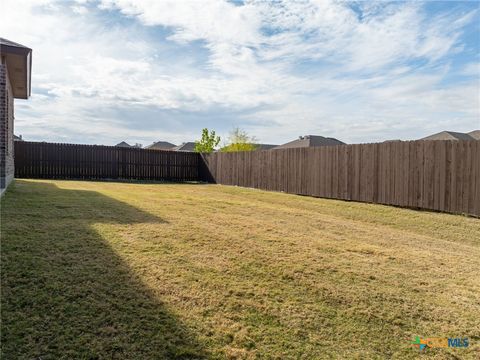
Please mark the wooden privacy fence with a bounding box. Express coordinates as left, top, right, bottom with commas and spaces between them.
200, 140, 480, 217
14, 140, 480, 216
14, 141, 199, 181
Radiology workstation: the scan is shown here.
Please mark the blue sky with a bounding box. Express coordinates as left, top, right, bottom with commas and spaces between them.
1, 0, 479, 146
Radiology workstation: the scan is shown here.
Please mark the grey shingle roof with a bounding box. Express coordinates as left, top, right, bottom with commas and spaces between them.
273, 135, 345, 150
255, 144, 278, 150
468, 130, 480, 140
115, 141, 132, 148
172, 142, 196, 152
420, 131, 476, 141
145, 141, 176, 150
0, 38, 31, 49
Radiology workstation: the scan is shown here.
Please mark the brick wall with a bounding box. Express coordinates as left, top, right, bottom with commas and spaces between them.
0, 62, 15, 194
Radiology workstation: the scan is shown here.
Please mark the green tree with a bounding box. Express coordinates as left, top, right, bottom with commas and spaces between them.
220, 128, 258, 152
194, 128, 221, 153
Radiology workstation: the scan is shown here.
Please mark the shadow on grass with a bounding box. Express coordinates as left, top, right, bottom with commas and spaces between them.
1, 180, 207, 359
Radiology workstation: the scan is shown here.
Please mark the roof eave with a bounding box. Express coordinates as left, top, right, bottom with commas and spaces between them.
0, 43, 32, 99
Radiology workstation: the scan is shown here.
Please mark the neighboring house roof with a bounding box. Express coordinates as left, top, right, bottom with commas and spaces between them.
420, 131, 477, 141
255, 144, 278, 150
0, 38, 32, 99
468, 130, 480, 140
172, 142, 196, 152
115, 141, 132, 148
13, 134, 23, 141
273, 135, 345, 149
145, 141, 176, 150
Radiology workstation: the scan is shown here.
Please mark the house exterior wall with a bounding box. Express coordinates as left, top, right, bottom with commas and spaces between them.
1, 61, 15, 194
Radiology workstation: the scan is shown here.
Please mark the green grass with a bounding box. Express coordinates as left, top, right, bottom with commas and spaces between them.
1, 179, 479, 359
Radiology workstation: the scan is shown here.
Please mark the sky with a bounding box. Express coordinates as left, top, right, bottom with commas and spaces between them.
1, 0, 479, 146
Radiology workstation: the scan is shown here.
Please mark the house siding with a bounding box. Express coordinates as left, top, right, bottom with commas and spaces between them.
0, 62, 15, 194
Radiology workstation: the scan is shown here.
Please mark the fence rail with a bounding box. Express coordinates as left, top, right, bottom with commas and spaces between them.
14, 141, 199, 181
201, 140, 480, 217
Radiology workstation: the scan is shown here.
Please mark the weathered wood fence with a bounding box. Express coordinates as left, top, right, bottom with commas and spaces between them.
14, 141, 199, 181
200, 140, 480, 217
14, 140, 479, 216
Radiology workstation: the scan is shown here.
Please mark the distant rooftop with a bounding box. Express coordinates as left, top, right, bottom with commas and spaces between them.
172, 142, 196, 152
468, 130, 480, 140
255, 144, 278, 151
145, 141, 176, 150
115, 141, 132, 148
273, 135, 345, 150
420, 130, 479, 141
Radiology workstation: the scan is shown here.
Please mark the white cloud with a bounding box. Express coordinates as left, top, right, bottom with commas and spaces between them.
461, 62, 480, 77
1, 0, 478, 145
100, 0, 261, 45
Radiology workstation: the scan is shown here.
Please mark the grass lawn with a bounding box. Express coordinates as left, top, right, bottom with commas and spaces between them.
1, 179, 479, 359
